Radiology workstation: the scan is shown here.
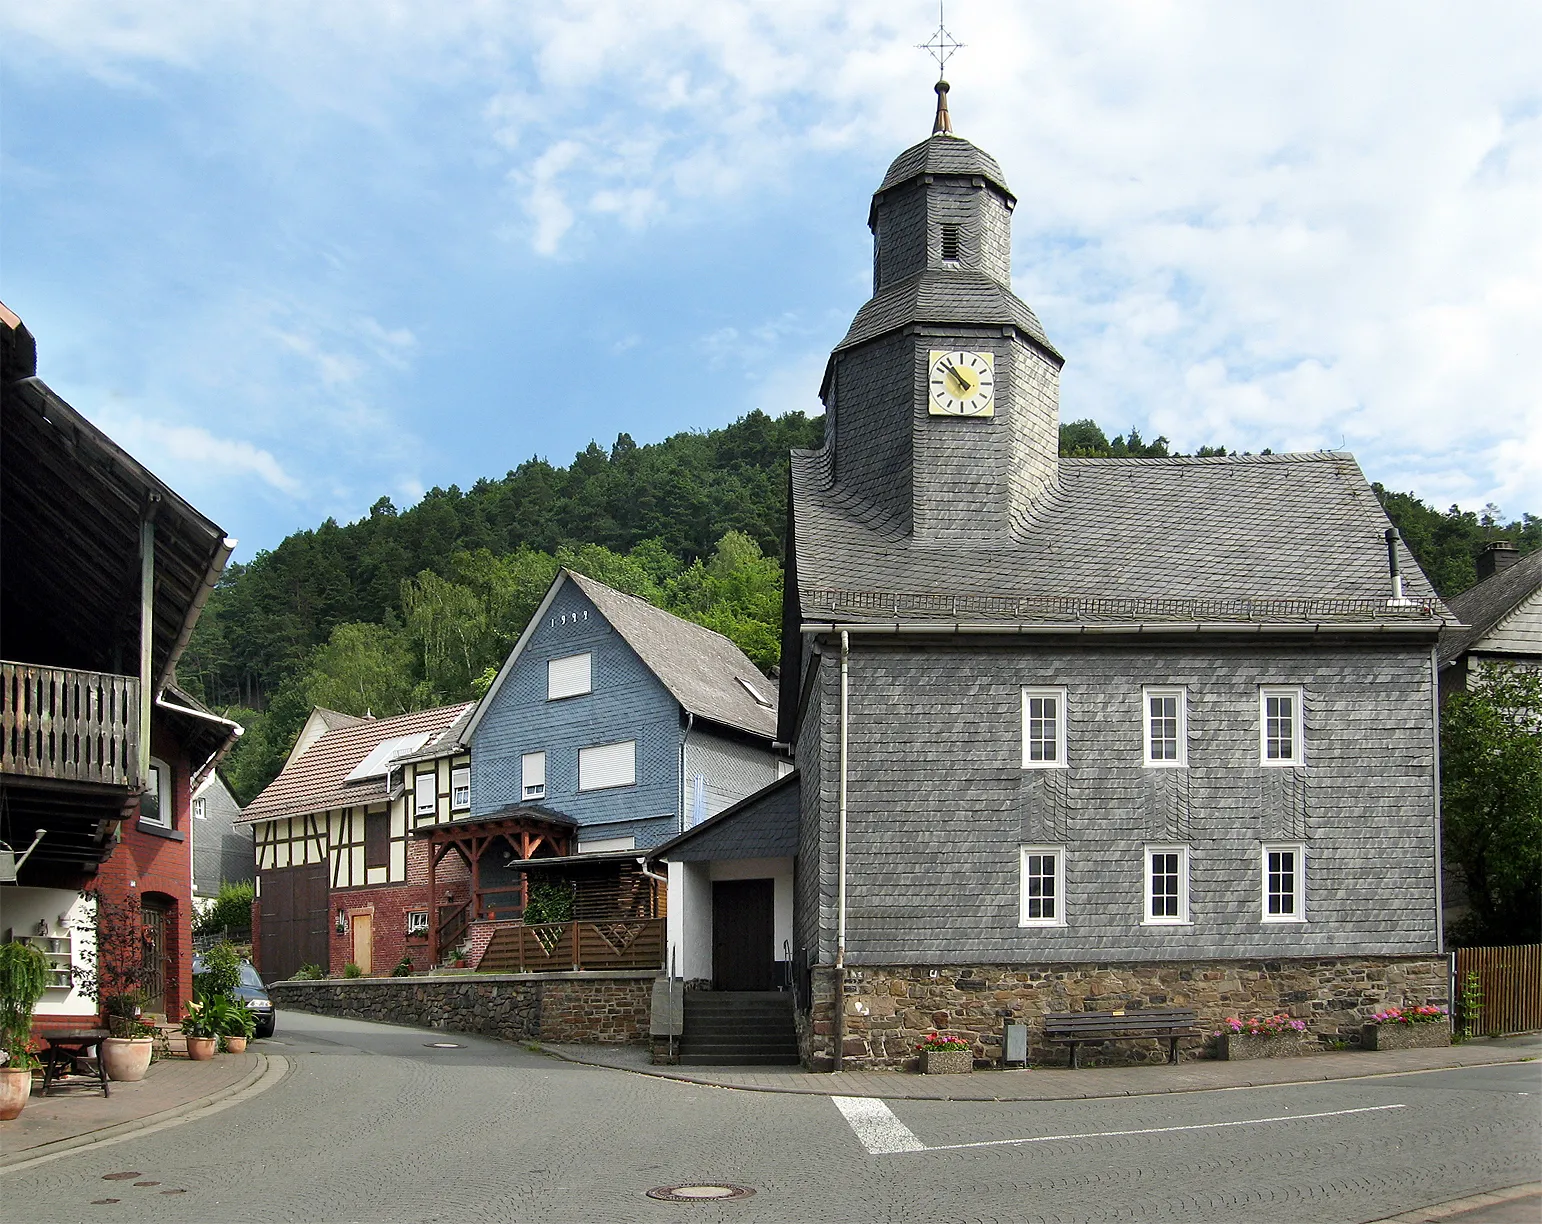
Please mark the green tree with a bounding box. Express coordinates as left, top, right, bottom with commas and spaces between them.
1441, 667, 1542, 946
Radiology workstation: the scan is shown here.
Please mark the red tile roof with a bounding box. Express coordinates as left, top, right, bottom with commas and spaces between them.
236, 703, 471, 824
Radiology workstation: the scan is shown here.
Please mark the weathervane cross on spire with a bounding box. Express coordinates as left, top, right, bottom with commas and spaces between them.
917, 2, 964, 78
917, 3, 963, 134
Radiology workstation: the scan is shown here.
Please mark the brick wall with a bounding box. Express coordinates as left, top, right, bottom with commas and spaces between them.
268, 971, 654, 1044
801, 954, 1449, 1071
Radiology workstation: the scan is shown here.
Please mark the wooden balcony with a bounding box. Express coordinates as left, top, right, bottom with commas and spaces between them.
0, 661, 140, 789
477, 918, 665, 974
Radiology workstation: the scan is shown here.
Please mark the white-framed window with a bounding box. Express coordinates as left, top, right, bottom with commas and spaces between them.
1260, 687, 1304, 765
405, 910, 429, 936
1142, 687, 1187, 767
1021, 687, 1067, 768
414, 771, 437, 816
450, 766, 471, 811
578, 740, 636, 791
192, 797, 207, 821
547, 652, 592, 700
1018, 846, 1066, 926
521, 751, 547, 800
1261, 844, 1306, 922
142, 758, 172, 827
1143, 844, 1190, 924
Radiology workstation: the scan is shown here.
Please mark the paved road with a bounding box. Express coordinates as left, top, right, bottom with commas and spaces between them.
2, 1011, 1537, 1223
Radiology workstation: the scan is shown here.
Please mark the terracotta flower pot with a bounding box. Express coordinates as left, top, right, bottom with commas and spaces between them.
101, 1037, 155, 1082
0, 1066, 34, 1120
186, 1036, 217, 1061
225, 1036, 248, 1054
919, 1047, 973, 1074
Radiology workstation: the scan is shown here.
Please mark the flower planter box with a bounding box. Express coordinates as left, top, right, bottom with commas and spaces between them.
1216, 1033, 1316, 1061
919, 1048, 973, 1074
1361, 1021, 1450, 1051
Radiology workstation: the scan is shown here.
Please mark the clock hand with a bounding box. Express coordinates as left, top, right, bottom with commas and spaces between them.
946, 364, 973, 396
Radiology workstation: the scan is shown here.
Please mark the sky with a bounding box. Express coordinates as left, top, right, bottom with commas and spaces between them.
2, 1, 1539, 562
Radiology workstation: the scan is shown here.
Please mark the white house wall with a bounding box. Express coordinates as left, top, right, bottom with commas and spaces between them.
666, 856, 794, 983
682, 729, 783, 826
0, 887, 96, 1018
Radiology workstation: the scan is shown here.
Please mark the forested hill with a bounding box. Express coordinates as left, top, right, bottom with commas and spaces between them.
182, 411, 1539, 804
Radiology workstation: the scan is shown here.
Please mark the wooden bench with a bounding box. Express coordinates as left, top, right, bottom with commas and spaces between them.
1044, 1007, 1200, 1068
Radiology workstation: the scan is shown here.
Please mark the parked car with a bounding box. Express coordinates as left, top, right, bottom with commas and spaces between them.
192, 955, 275, 1039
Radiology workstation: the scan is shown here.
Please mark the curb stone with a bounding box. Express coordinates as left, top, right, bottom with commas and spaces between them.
1370, 1182, 1542, 1222
0, 1053, 289, 1174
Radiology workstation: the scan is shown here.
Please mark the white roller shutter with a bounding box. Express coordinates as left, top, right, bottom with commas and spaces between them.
547, 653, 592, 700
578, 740, 635, 791
521, 751, 546, 799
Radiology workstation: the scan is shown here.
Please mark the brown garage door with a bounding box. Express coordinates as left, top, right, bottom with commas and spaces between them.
258, 863, 330, 982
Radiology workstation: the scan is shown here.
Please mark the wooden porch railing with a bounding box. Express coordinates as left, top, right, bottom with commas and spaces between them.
436, 902, 470, 957
1454, 944, 1542, 1036
477, 918, 665, 974
0, 661, 139, 787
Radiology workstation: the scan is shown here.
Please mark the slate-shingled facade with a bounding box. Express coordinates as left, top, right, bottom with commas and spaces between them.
780, 91, 1454, 1070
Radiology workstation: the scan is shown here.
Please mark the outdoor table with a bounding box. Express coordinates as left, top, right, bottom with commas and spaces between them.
40, 1029, 111, 1097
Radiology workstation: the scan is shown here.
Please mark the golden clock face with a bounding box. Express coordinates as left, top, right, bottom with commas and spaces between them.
927, 350, 995, 417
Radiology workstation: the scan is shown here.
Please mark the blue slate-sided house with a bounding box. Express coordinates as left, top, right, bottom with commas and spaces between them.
667, 83, 1458, 1071
409, 569, 786, 969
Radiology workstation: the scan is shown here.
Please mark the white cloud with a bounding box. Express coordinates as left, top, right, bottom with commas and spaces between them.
91, 410, 301, 495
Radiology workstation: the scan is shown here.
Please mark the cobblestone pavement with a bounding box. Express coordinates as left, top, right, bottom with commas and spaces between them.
1, 1012, 1536, 1224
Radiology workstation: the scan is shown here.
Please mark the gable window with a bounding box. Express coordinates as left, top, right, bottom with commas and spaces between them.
1262, 844, 1306, 922
451, 766, 471, 811
521, 751, 547, 801
1021, 687, 1067, 768
364, 811, 390, 869
192, 797, 207, 821
1260, 687, 1304, 765
141, 758, 172, 827
414, 771, 437, 816
1019, 847, 1065, 926
1143, 845, 1190, 924
940, 224, 960, 260
548, 652, 592, 700
578, 740, 636, 792
1143, 687, 1187, 767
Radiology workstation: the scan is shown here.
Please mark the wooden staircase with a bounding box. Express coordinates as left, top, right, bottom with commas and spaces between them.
679, 991, 799, 1066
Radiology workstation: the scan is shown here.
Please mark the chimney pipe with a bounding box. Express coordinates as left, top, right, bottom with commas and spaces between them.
1385, 527, 1404, 601
1476, 540, 1520, 583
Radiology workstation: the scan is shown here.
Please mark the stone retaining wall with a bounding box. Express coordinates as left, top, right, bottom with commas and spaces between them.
269, 971, 654, 1045
805, 956, 1447, 1071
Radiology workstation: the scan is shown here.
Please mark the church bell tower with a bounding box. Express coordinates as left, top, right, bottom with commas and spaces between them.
818, 81, 1064, 545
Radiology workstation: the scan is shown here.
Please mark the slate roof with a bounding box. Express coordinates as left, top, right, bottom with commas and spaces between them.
564, 572, 778, 738
394, 703, 476, 765
648, 772, 799, 863
837, 269, 1058, 358
237, 702, 473, 824
791, 450, 1451, 625
878, 134, 1013, 199
1438, 548, 1542, 666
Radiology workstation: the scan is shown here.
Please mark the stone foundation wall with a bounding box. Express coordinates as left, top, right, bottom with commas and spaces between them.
269, 972, 655, 1045
804, 956, 1447, 1071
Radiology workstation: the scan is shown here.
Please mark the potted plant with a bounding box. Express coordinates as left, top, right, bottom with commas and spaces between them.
0, 941, 52, 1119
100, 1014, 158, 1082
1361, 1004, 1450, 1051
1212, 1013, 1313, 1060
916, 1032, 974, 1074
180, 1000, 219, 1060
218, 998, 256, 1053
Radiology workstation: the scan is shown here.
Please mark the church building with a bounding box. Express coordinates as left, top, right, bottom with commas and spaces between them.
772, 82, 1453, 1070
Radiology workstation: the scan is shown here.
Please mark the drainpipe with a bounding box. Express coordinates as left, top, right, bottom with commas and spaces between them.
1430, 645, 1445, 956
835, 630, 850, 1072
678, 711, 695, 834
138, 498, 160, 789
1385, 527, 1407, 602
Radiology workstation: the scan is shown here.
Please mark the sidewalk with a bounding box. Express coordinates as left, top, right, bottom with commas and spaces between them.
540, 1032, 1542, 1101
0, 1051, 266, 1167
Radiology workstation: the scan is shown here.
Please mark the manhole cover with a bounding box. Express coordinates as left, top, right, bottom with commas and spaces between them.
102, 1172, 141, 1180
646, 1185, 755, 1202
425, 1042, 463, 1048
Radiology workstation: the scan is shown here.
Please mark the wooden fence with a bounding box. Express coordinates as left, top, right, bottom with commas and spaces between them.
477, 918, 665, 974
1453, 944, 1542, 1036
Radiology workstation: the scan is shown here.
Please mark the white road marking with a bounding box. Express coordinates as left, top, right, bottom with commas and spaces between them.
833, 1098, 1406, 1155
831, 1096, 927, 1154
